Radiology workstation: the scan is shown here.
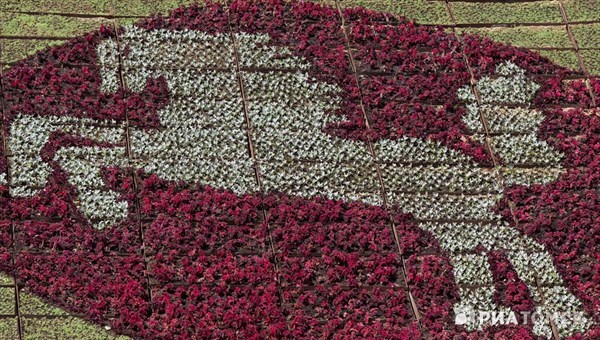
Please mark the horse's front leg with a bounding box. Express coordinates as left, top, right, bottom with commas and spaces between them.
450, 251, 512, 330
425, 219, 594, 337
506, 245, 594, 337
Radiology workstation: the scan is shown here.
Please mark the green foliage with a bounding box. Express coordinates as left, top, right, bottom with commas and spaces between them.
0, 2, 199, 64
450, 1, 563, 24
154, 0, 199, 15
458, 26, 572, 49
19, 292, 68, 316
537, 50, 581, 72
0, 0, 112, 13
1, 39, 66, 64
562, 0, 600, 22
0, 0, 199, 15
115, 0, 199, 24
0, 317, 19, 339
0, 275, 13, 286
571, 23, 600, 48
110, 0, 172, 16
337, 0, 452, 24
0, 288, 15, 315
1, 13, 113, 37
22, 317, 129, 340
3, 0, 591, 69
581, 49, 600, 75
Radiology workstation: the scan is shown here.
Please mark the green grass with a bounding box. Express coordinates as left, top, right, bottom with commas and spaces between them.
0, 317, 19, 339
0, 0, 588, 68
0, 13, 113, 64
0, 2, 198, 65
337, 0, 452, 25
0, 275, 12, 286
536, 49, 581, 71
19, 293, 68, 316
1, 13, 113, 37
154, 0, 198, 15
21, 317, 129, 340
110, 0, 194, 17
1, 39, 66, 64
581, 49, 600, 74
450, 1, 563, 24
562, 0, 600, 22
458, 26, 572, 49
0, 0, 200, 16
0, 0, 113, 14
571, 23, 600, 48
114, 0, 198, 26
0, 288, 15, 315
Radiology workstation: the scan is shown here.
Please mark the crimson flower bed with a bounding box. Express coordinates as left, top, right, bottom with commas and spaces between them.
0, 0, 598, 338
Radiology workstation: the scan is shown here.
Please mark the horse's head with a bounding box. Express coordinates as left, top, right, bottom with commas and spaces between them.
458, 61, 565, 186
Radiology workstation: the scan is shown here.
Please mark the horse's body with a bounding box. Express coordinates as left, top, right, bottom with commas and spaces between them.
6, 27, 592, 337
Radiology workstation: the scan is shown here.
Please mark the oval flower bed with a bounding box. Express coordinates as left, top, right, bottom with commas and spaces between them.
0, 0, 599, 338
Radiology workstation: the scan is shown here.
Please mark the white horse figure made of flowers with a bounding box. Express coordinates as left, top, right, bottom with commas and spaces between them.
5, 26, 593, 337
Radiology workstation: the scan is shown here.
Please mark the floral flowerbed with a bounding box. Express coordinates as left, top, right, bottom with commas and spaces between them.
0, 0, 599, 338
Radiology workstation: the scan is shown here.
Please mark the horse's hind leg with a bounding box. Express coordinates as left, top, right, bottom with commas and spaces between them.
54, 145, 130, 230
